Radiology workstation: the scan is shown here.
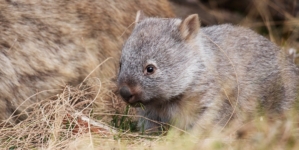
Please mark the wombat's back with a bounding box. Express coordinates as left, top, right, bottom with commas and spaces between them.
201, 24, 299, 114
0, 0, 174, 122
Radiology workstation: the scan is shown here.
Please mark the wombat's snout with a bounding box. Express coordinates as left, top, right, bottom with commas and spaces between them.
119, 86, 140, 105
119, 86, 132, 102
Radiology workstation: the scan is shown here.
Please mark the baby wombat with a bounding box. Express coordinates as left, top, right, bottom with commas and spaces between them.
117, 12, 299, 131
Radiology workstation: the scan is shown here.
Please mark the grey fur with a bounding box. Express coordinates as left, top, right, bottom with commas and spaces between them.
117, 14, 299, 131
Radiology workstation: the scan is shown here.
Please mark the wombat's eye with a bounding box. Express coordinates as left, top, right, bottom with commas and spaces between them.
118, 62, 122, 75
119, 62, 122, 69
144, 64, 156, 75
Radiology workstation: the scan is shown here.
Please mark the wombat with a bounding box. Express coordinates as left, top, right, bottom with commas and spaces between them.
117, 12, 299, 131
0, 0, 174, 123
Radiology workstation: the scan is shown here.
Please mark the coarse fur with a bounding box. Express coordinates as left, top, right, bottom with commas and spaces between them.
0, 0, 174, 123
117, 13, 299, 131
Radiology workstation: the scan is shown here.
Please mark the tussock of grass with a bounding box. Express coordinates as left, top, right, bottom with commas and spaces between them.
0, 79, 119, 149
1, 76, 298, 149
0, 77, 157, 149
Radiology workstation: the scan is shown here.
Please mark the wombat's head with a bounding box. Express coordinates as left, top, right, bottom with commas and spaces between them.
117, 12, 201, 107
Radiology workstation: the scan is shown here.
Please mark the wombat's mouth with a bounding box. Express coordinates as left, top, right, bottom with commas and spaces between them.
131, 94, 184, 107
127, 100, 149, 107
127, 97, 165, 107
123, 94, 171, 107
128, 102, 143, 107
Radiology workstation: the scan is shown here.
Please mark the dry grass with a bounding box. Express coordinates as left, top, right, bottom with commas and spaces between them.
0, 76, 165, 149
1, 68, 298, 149
1, 0, 299, 149
0, 78, 116, 149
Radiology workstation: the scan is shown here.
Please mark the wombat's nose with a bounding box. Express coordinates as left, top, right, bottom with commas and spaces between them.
119, 86, 133, 102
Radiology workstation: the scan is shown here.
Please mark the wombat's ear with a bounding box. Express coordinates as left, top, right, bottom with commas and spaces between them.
135, 10, 147, 24
179, 14, 200, 41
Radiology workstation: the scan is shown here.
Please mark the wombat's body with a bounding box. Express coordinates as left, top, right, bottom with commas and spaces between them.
0, 0, 174, 122
117, 13, 299, 131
